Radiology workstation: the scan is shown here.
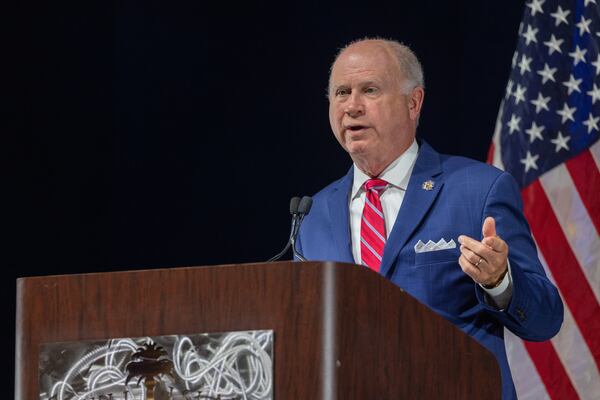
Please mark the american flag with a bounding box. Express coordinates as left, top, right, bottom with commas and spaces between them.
488, 0, 600, 398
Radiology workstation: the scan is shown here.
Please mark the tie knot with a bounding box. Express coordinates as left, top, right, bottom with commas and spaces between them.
364, 179, 388, 193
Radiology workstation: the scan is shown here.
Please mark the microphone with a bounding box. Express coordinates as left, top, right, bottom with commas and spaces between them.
268, 196, 312, 262
291, 196, 312, 261
267, 197, 300, 262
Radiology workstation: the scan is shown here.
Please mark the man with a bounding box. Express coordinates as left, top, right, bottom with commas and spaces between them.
296, 38, 563, 399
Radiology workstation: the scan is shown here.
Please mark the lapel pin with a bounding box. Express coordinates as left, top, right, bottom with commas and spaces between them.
422, 180, 435, 191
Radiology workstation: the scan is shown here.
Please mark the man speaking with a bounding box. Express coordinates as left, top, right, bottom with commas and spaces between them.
296, 38, 563, 399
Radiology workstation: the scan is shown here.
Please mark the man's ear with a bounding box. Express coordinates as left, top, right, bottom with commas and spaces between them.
408, 86, 425, 121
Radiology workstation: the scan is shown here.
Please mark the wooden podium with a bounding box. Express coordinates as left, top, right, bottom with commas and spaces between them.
15, 261, 501, 399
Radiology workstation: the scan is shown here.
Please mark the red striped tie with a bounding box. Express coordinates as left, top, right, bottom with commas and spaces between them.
361, 179, 388, 272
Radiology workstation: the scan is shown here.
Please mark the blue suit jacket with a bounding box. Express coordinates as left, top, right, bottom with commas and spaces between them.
297, 141, 563, 399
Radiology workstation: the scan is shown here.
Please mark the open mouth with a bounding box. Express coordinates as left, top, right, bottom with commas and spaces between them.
347, 125, 367, 132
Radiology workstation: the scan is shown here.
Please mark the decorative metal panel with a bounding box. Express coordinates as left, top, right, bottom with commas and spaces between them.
39, 330, 273, 400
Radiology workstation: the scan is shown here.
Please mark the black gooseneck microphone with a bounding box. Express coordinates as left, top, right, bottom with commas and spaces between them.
268, 196, 313, 262
291, 196, 312, 261
267, 197, 301, 262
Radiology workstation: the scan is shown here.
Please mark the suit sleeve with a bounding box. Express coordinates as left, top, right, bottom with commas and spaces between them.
475, 171, 564, 341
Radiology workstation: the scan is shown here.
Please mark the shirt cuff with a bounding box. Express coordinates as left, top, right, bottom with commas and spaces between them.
479, 259, 513, 310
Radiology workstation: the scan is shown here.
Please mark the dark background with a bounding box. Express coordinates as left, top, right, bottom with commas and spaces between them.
7, 0, 525, 393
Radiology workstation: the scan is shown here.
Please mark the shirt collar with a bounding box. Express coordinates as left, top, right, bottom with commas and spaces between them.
351, 139, 419, 199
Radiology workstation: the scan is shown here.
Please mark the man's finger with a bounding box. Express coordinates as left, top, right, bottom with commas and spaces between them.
482, 236, 507, 253
482, 216, 496, 238
460, 245, 487, 267
458, 235, 494, 257
458, 254, 482, 280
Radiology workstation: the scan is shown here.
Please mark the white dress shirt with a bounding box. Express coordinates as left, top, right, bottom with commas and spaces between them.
349, 139, 512, 309
350, 140, 419, 262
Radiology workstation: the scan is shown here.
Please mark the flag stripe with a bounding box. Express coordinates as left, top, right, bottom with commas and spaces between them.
489, 100, 505, 169
487, 142, 495, 165
552, 295, 600, 399
590, 139, 600, 171
522, 181, 600, 368
538, 250, 600, 399
523, 340, 580, 400
510, 237, 584, 400
505, 245, 600, 400
565, 150, 600, 234
540, 163, 600, 303
504, 329, 550, 400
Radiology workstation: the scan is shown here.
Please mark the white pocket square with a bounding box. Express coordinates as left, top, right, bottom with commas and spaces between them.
414, 238, 456, 253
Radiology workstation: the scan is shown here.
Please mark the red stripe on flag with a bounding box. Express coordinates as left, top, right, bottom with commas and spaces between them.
565, 149, 600, 234
522, 181, 600, 367
487, 143, 495, 164
524, 340, 580, 399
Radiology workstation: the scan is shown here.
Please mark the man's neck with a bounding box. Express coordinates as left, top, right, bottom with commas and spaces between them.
353, 141, 416, 178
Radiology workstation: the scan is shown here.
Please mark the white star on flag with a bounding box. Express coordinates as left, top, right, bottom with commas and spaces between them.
519, 54, 533, 74
587, 84, 600, 104
543, 34, 564, 55
556, 102, 576, 123
525, 121, 545, 143
583, 113, 600, 133
568, 45, 587, 65
592, 54, 600, 75
550, 5, 570, 26
550, 131, 570, 152
584, 0, 597, 5
513, 84, 527, 104
505, 80, 514, 99
522, 25, 539, 45
520, 150, 539, 172
527, 0, 546, 16
530, 92, 551, 113
562, 74, 582, 94
576, 16, 592, 35
537, 63, 557, 83
507, 114, 521, 134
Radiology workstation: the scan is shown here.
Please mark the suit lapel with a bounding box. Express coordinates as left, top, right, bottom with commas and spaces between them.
327, 168, 355, 263
379, 142, 444, 278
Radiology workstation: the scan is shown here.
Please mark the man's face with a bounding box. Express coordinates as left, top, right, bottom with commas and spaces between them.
328, 42, 423, 170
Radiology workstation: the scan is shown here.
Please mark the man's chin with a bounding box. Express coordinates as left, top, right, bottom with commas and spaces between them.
345, 141, 371, 156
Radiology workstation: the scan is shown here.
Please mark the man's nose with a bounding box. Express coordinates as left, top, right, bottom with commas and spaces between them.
344, 94, 365, 118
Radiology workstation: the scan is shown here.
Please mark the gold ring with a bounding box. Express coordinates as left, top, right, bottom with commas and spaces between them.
475, 258, 484, 268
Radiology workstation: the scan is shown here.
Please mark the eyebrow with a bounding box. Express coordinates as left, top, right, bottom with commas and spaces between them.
332, 84, 350, 91
333, 80, 381, 89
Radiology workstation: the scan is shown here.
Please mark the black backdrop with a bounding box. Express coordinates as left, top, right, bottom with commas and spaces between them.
7, 0, 525, 393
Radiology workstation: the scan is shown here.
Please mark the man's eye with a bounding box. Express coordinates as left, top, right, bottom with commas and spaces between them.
364, 87, 378, 94
336, 89, 349, 96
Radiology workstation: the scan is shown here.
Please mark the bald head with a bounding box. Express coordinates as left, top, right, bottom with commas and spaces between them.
328, 38, 424, 97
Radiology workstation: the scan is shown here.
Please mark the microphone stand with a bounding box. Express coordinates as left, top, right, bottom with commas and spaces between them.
267, 196, 312, 262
